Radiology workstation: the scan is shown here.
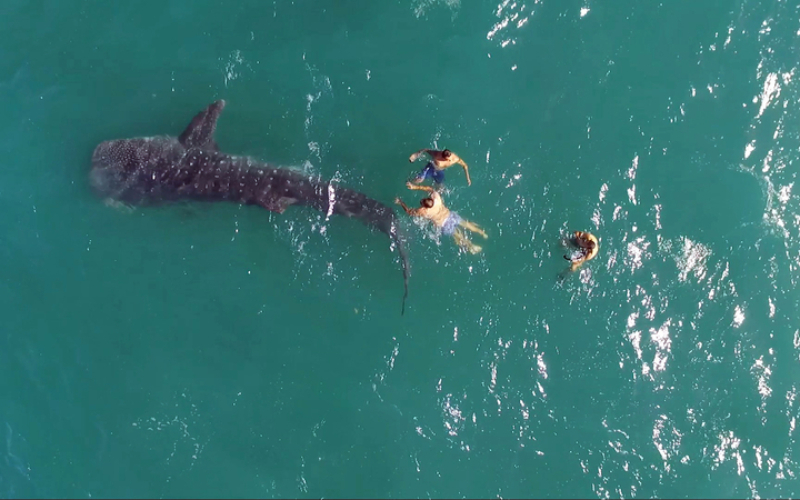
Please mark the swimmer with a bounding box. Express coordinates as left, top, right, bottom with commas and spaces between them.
408, 148, 471, 186
563, 231, 599, 271
395, 182, 487, 254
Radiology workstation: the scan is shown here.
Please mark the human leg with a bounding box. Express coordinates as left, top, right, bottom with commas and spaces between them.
413, 162, 437, 183
458, 219, 488, 238
453, 228, 482, 254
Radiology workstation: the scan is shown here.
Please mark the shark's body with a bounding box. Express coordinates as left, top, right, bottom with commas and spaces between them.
90, 100, 409, 313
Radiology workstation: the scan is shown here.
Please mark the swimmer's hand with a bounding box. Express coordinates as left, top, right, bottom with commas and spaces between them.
394, 197, 402, 205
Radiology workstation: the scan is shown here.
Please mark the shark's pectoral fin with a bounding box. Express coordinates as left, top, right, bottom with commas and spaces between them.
178, 100, 226, 151
103, 197, 135, 214
262, 195, 297, 214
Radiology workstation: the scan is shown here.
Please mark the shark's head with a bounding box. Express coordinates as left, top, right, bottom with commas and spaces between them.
90, 137, 185, 198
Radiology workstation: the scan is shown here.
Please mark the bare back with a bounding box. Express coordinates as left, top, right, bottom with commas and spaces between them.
418, 191, 451, 227
427, 150, 463, 169
584, 233, 599, 261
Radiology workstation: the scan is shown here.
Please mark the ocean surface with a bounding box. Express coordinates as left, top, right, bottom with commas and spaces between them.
1, 0, 799, 498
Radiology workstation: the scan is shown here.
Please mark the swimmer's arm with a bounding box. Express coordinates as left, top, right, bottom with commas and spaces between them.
457, 158, 471, 186
394, 197, 421, 216
409, 149, 432, 162
405, 182, 434, 193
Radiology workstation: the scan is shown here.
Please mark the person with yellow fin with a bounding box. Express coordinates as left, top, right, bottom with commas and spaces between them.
558, 230, 599, 281
564, 230, 599, 270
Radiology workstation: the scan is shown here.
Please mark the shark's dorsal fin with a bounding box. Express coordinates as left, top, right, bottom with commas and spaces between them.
179, 100, 226, 151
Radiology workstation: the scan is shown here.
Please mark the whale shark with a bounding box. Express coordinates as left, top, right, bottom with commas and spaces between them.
90, 100, 410, 314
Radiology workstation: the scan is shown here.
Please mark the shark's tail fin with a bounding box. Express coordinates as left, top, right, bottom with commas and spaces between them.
308, 183, 410, 315
389, 223, 410, 316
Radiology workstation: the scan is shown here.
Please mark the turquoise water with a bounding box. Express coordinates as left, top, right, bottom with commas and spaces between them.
2, 0, 800, 497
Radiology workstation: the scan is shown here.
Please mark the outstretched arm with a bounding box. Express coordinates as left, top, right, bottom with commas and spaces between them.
405, 182, 434, 193
395, 197, 420, 216
458, 158, 471, 186
409, 149, 431, 162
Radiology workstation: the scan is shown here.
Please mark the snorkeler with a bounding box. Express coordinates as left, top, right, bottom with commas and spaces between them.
564, 231, 599, 271
395, 182, 486, 254
408, 148, 471, 186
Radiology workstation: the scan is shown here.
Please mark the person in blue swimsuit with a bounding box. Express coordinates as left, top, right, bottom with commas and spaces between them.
408, 148, 471, 186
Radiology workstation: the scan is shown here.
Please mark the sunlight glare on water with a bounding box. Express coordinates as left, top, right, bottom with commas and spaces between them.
0, 0, 799, 497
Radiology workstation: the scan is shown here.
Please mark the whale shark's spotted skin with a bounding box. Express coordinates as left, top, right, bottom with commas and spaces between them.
91, 100, 410, 314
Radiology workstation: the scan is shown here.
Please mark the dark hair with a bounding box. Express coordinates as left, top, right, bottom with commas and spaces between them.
421, 198, 434, 208
443, 149, 452, 158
